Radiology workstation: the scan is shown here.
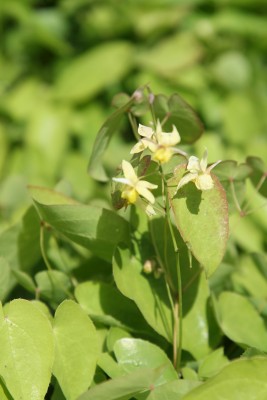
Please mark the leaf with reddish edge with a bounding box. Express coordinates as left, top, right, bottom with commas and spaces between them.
168, 165, 229, 276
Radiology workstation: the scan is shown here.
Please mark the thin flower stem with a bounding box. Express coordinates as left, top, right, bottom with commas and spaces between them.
230, 179, 244, 215
128, 112, 139, 141
242, 173, 267, 214
160, 166, 183, 373
40, 223, 74, 300
147, 87, 157, 127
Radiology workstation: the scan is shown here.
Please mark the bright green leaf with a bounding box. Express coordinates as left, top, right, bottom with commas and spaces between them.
169, 166, 229, 276
0, 299, 54, 400
198, 348, 229, 379
146, 379, 201, 400
52, 300, 99, 400
75, 281, 151, 333
183, 358, 267, 400
114, 338, 177, 385
77, 366, 164, 400
217, 292, 267, 352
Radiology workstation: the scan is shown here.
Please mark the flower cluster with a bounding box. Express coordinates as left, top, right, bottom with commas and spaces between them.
113, 120, 221, 216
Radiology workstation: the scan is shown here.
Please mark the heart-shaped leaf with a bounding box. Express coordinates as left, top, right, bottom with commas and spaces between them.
0, 299, 54, 400
168, 165, 229, 276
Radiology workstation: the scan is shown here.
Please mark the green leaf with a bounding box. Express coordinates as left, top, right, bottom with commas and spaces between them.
198, 348, 229, 379
12, 269, 36, 293
217, 292, 267, 352
114, 338, 177, 385
88, 96, 135, 182
153, 94, 203, 144
106, 327, 132, 352
75, 281, 151, 333
52, 300, 99, 400
29, 185, 78, 206
77, 366, 164, 400
246, 156, 267, 198
35, 270, 72, 305
182, 271, 216, 359
169, 166, 229, 276
231, 254, 267, 298
55, 41, 134, 103
113, 246, 173, 342
0, 299, 54, 400
32, 197, 130, 262
146, 379, 201, 400
183, 358, 267, 400
97, 352, 125, 379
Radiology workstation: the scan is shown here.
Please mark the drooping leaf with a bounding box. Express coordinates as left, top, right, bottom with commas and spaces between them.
31, 189, 130, 262
217, 292, 267, 352
183, 358, 267, 400
168, 165, 229, 276
52, 300, 99, 400
0, 299, 54, 400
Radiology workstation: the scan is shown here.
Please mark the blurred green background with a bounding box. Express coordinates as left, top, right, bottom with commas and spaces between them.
1, 0, 267, 236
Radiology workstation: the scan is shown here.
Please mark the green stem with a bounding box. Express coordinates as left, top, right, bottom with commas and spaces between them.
160, 167, 183, 373
128, 112, 139, 141
230, 179, 244, 216
40, 223, 74, 300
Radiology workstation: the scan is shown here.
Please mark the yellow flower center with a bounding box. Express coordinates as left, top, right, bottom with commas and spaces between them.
153, 147, 173, 164
121, 187, 139, 204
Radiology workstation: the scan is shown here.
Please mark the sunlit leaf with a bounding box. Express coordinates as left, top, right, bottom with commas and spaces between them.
168, 165, 229, 276
0, 299, 54, 400
183, 358, 267, 400
52, 300, 99, 400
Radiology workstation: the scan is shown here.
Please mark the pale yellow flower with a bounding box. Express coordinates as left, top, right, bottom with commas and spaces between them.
130, 120, 186, 164
175, 149, 221, 193
112, 160, 158, 211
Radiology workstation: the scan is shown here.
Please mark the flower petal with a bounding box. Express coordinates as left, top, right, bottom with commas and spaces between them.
187, 156, 200, 173
112, 177, 131, 185
130, 139, 148, 154
207, 159, 221, 172
122, 160, 138, 184
138, 180, 158, 190
138, 124, 154, 138
175, 172, 197, 192
136, 181, 156, 204
157, 125, 181, 147
195, 173, 214, 190
145, 203, 156, 216
200, 149, 208, 172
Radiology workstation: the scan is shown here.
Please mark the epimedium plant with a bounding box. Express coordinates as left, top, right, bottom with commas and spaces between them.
1, 87, 267, 400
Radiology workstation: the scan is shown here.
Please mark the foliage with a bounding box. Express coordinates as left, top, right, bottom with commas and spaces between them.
1, 0, 267, 399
